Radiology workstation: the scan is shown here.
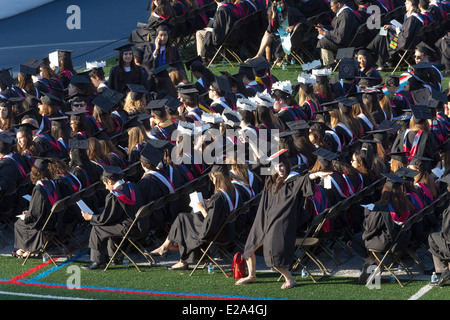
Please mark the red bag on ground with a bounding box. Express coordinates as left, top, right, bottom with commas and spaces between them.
232, 252, 246, 279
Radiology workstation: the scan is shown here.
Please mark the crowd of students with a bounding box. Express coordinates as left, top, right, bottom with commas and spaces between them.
0, 0, 449, 289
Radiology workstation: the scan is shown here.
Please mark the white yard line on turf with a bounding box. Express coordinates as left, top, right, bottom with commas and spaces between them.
0, 290, 94, 300
408, 284, 434, 300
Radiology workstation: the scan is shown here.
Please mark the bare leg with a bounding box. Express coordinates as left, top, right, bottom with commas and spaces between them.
235, 243, 262, 285
273, 266, 296, 289
249, 32, 272, 61
150, 238, 171, 256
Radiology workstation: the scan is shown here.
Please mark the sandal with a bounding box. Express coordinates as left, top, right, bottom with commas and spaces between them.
12, 249, 26, 258
235, 277, 257, 285
281, 280, 297, 290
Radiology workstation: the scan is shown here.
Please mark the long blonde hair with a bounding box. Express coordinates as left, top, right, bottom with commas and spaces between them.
127, 126, 149, 154
124, 92, 148, 115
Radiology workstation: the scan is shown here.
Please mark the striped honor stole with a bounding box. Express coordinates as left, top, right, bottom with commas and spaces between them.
111, 181, 136, 206
388, 204, 410, 225
37, 180, 58, 207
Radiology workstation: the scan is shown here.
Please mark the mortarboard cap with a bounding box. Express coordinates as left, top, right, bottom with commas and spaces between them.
19, 62, 40, 76
410, 104, 433, 122
408, 156, 434, 169
336, 47, 355, 61
390, 151, 408, 164
140, 142, 164, 167
215, 76, 232, 93
147, 139, 172, 152
410, 88, 431, 105
0, 132, 14, 145
0, 68, 14, 88
201, 112, 223, 124
222, 109, 241, 128
286, 120, 310, 131
127, 83, 148, 101
69, 139, 89, 150
150, 64, 170, 77
314, 148, 338, 167
70, 75, 91, 91
185, 55, 203, 71
101, 88, 124, 105
146, 98, 168, 118
238, 65, 254, 81
394, 167, 419, 181
338, 58, 358, 80
114, 43, 134, 53
102, 165, 125, 180
93, 95, 116, 113
415, 42, 435, 57
40, 92, 63, 105
382, 173, 408, 189
15, 122, 39, 135
33, 157, 52, 171
248, 56, 271, 72
66, 110, 89, 121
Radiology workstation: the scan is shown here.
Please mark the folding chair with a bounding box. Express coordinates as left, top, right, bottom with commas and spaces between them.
189, 202, 246, 277
207, 10, 262, 68
288, 207, 334, 283
104, 201, 157, 272
365, 210, 424, 287
22, 196, 72, 266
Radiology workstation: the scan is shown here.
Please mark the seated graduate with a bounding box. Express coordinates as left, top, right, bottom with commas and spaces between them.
350, 173, 416, 284
208, 76, 236, 114
81, 165, 143, 270
150, 163, 242, 270
138, 142, 176, 229
427, 175, 450, 287
247, 0, 306, 64
315, 0, 363, 67
13, 157, 61, 259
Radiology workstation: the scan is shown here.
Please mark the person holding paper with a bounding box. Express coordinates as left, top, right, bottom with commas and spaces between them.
315, 0, 362, 67
81, 166, 143, 270
367, 0, 432, 69
150, 164, 241, 270
13, 158, 61, 259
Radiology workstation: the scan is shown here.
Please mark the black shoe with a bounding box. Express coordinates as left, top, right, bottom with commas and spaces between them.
432, 269, 450, 287
81, 262, 105, 270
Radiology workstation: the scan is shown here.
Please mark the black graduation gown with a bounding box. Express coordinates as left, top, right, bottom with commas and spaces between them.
316, 6, 362, 52
0, 154, 25, 214
168, 188, 242, 262
137, 170, 173, 228
391, 129, 440, 170
243, 173, 314, 268
88, 181, 142, 263
367, 13, 424, 65
14, 179, 60, 252
108, 65, 144, 95
71, 165, 100, 215
202, 4, 240, 58
428, 206, 450, 264
352, 204, 412, 258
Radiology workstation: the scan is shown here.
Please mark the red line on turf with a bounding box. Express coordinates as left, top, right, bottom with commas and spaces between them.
5, 281, 252, 300
7, 260, 52, 283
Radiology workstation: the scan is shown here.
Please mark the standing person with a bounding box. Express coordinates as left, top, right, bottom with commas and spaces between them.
108, 44, 144, 95
81, 166, 142, 270
235, 151, 316, 289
